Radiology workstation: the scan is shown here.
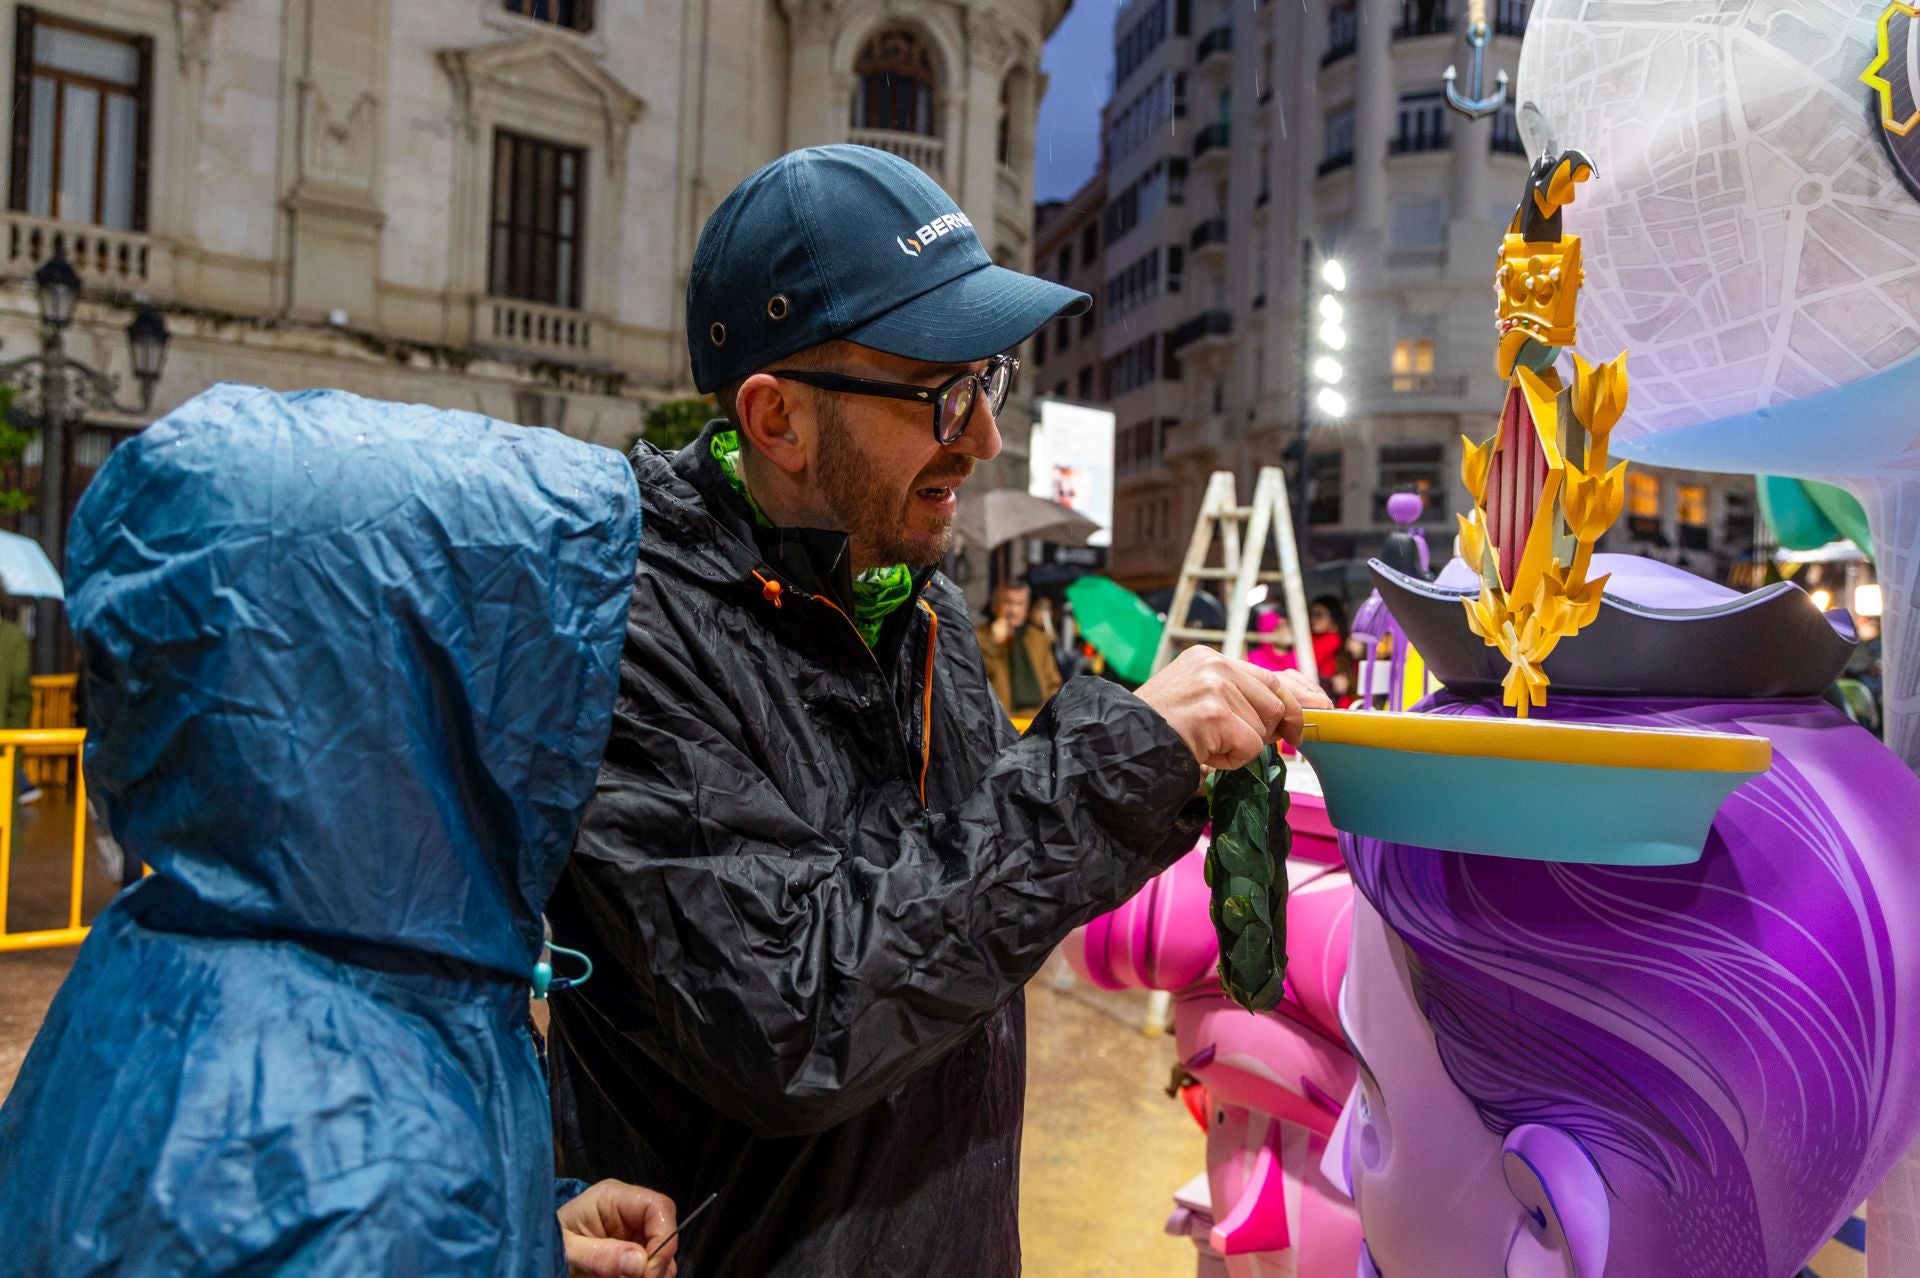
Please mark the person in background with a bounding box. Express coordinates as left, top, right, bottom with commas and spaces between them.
979, 579, 1065, 720
1246, 609, 1299, 674
1309, 594, 1359, 707
0, 595, 39, 803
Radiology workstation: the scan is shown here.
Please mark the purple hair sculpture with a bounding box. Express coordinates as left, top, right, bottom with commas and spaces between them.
1340, 556, 1920, 1278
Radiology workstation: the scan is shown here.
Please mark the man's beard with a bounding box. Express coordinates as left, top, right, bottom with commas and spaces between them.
815, 398, 972, 568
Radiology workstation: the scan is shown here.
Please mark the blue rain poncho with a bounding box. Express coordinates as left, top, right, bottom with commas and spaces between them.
0, 384, 638, 1275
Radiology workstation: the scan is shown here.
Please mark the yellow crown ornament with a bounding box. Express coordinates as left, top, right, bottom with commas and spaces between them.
1456, 146, 1629, 715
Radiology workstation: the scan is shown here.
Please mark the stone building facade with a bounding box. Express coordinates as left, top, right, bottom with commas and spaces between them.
1030, 0, 1756, 594
7, 0, 1060, 543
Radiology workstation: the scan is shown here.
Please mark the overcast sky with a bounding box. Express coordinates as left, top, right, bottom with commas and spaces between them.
1033, 0, 1121, 202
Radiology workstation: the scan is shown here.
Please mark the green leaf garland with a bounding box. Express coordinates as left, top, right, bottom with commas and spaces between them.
1204, 745, 1291, 1012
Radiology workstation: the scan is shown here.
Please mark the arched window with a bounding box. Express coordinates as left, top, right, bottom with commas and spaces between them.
852, 29, 937, 135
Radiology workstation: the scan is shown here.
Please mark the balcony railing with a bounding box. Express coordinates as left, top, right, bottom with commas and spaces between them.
1322, 38, 1357, 66
6, 214, 166, 294
1192, 122, 1231, 159
476, 296, 600, 359
1317, 150, 1355, 176
849, 128, 946, 184
1189, 217, 1228, 253
1196, 25, 1234, 64
1171, 309, 1233, 352
1389, 131, 1452, 155
1374, 372, 1470, 398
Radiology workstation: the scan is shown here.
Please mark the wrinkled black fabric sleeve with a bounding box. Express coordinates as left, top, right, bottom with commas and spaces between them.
565, 593, 1205, 1139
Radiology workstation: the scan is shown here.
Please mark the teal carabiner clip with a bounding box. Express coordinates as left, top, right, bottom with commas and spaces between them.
532, 942, 593, 1001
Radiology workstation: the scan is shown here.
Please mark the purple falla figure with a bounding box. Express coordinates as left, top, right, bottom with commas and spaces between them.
1339, 554, 1920, 1278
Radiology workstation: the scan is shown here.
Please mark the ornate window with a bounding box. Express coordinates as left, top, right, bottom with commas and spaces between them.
852, 30, 937, 136
505, 0, 594, 32
10, 8, 153, 231
490, 130, 586, 309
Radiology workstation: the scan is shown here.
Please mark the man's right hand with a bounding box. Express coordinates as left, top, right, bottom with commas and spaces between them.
989, 617, 1014, 647
1134, 646, 1331, 772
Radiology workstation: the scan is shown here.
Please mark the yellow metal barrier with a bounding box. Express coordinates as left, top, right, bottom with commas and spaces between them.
0, 728, 95, 953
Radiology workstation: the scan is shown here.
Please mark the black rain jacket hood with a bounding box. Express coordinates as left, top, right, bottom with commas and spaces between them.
546, 422, 1206, 1276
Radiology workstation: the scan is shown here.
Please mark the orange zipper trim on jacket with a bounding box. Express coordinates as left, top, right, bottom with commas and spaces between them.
917, 599, 938, 808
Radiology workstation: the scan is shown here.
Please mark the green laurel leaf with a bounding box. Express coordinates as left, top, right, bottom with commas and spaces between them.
1204, 744, 1291, 1012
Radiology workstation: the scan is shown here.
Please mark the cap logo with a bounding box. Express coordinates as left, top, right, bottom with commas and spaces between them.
897, 210, 974, 258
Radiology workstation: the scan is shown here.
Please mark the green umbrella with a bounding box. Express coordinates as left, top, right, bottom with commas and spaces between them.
1064, 576, 1164, 686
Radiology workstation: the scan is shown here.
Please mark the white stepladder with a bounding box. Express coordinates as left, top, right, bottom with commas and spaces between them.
1137, 466, 1319, 1034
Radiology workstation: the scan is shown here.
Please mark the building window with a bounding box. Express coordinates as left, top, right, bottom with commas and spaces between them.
1326, 0, 1357, 62
1309, 450, 1343, 525
1080, 306, 1096, 337
853, 29, 938, 135
1081, 221, 1099, 262
505, 0, 594, 31
1375, 444, 1447, 522
1078, 366, 1094, 400
1392, 91, 1450, 153
1057, 245, 1072, 279
1056, 316, 1070, 351
1628, 471, 1661, 517
1035, 328, 1047, 363
1320, 106, 1355, 174
997, 77, 1013, 165
489, 131, 587, 309
10, 9, 153, 231
1395, 0, 1452, 38
1494, 0, 1530, 37
1627, 471, 1663, 539
1491, 102, 1527, 156
1677, 482, 1710, 550
1723, 487, 1755, 547
1392, 337, 1436, 391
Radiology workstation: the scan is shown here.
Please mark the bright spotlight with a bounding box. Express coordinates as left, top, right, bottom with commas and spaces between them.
1810, 588, 1833, 612
1318, 295, 1344, 324
1855, 583, 1884, 617
1321, 259, 1347, 291
1316, 387, 1348, 418
1313, 355, 1344, 384
1319, 321, 1347, 350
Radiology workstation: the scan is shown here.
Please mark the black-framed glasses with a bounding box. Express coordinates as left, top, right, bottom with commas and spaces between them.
771, 353, 1018, 445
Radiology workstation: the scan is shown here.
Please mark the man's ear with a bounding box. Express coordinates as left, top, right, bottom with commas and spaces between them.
735, 372, 807, 475
1501, 1124, 1610, 1278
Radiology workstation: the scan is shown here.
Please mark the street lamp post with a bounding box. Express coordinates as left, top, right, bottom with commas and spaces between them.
1295, 239, 1347, 561
0, 246, 170, 671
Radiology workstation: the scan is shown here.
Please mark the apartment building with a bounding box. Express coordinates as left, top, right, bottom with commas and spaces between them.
9, 0, 1062, 544
1033, 0, 1756, 593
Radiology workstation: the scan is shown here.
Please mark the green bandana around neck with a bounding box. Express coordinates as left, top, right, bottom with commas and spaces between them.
709, 429, 915, 647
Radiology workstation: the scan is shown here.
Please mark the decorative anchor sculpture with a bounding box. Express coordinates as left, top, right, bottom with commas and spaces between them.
1442, 0, 1508, 120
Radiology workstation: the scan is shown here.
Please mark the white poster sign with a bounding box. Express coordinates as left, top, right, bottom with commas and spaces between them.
1029, 398, 1115, 548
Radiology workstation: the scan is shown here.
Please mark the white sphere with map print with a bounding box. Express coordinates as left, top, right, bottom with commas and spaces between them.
1516, 0, 1920, 445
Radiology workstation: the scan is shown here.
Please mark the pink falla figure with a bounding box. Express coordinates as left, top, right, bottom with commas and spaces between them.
1067, 788, 1364, 1278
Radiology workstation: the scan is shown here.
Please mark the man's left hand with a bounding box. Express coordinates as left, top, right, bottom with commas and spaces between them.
559, 1180, 679, 1278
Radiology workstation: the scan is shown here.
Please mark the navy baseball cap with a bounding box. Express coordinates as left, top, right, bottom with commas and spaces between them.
687, 145, 1091, 392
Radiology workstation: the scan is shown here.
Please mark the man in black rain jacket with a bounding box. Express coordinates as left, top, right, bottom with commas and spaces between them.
546, 145, 1326, 1277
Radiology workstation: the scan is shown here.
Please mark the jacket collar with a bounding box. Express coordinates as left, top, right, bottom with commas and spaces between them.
656, 422, 937, 643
